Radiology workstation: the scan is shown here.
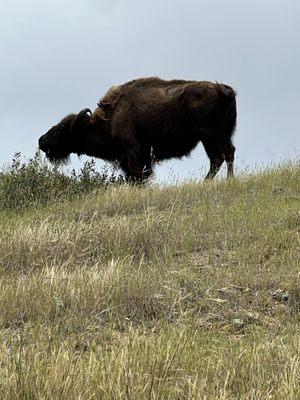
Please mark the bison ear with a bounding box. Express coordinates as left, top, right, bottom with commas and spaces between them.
72, 108, 92, 131
91, 108, 109, 123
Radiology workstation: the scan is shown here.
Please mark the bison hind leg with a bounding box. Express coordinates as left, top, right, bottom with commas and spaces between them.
205, 158, 225, 180
202, 138, 235, 180
223, 140, 235, 179
202, 139, 225, 180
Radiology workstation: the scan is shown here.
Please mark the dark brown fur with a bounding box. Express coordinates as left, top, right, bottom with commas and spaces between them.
39, 77, 237, 181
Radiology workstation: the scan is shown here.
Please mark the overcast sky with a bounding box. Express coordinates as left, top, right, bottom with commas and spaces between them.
0, 0, 299, 182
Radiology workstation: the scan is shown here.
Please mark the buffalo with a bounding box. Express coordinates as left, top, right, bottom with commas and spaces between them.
39, 77, 237, 182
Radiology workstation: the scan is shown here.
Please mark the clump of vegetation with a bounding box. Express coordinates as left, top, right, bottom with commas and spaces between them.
0, 152, 124, 211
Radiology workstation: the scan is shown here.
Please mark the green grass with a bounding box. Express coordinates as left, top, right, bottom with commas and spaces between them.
0, 158, 299, 399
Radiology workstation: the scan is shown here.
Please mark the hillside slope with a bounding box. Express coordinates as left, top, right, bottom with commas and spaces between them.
0, 164, 299, 399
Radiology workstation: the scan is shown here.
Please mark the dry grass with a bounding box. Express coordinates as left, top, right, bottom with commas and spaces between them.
0, 163, 299, 399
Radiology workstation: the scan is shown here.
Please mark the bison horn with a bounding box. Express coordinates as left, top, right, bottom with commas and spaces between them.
74, 108, 92, 127
77, 108, 92, 119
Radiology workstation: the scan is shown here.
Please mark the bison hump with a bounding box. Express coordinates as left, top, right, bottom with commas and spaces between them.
98, 85, 123, 110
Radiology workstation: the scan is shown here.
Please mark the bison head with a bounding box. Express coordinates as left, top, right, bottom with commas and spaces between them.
38, 108, 92, 163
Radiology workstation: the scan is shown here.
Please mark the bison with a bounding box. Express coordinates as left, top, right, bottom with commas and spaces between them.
38, 77, 237, 181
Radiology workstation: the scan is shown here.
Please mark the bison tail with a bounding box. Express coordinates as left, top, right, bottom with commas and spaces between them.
217, 83, 236, 103
216, 84, 237, 139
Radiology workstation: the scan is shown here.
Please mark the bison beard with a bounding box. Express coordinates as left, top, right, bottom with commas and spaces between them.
38, 77, 237, 182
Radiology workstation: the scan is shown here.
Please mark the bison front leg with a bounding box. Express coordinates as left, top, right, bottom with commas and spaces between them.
112, 120, 153, 183
120, 146, 153, 183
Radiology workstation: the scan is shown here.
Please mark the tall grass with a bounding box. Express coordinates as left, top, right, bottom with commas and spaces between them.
0, 157, 299, 399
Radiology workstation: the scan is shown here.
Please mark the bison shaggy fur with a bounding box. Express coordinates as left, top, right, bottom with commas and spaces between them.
39, 77, 237, 181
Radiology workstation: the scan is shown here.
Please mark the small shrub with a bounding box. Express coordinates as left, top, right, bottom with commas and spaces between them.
0, 153, 124, 211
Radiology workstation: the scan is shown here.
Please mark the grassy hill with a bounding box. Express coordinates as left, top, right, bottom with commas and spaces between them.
0, 157, 299, 399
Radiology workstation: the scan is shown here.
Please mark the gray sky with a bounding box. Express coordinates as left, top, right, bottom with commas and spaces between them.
0, 0, 299, 182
